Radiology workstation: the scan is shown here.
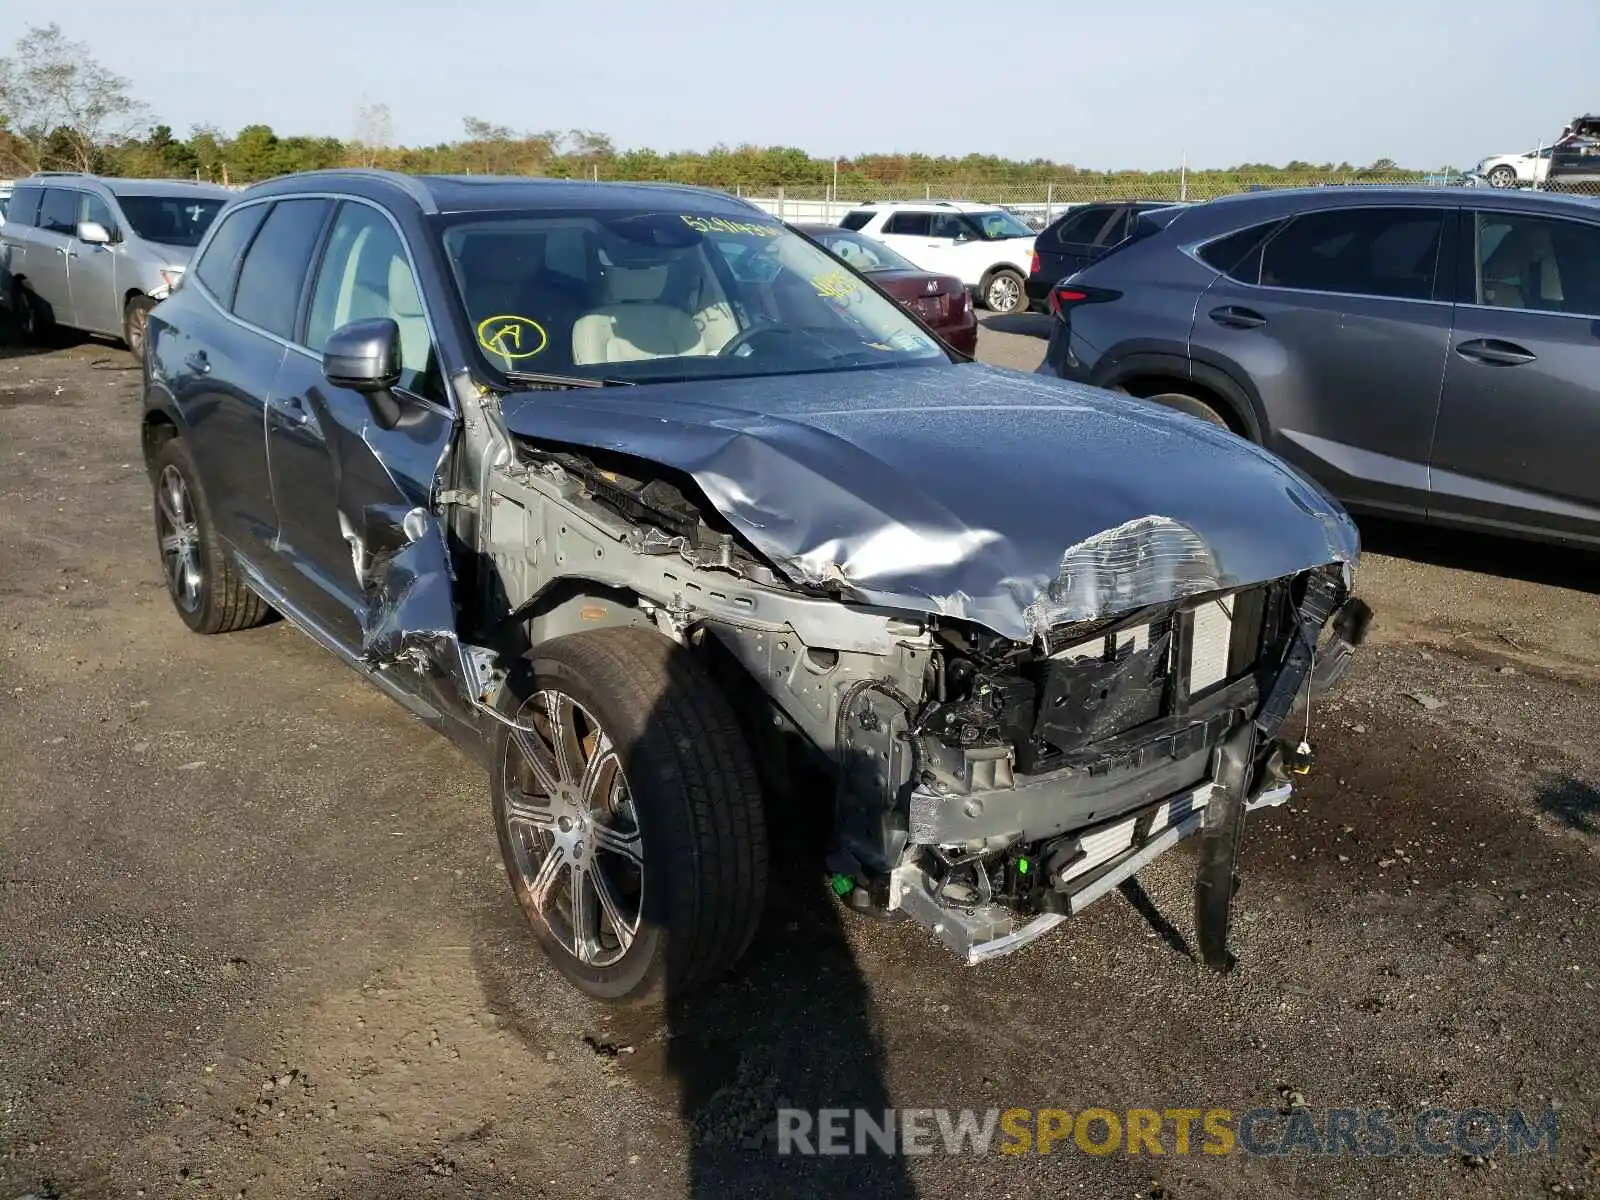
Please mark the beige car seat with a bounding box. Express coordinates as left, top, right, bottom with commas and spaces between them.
572, 263, 710, 365
386, 256, 431, 379
1482, 224, 1564, 309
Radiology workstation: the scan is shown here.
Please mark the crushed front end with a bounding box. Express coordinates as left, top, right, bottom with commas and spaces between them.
482, 376, 1371, 972
808, 566, 1369, 968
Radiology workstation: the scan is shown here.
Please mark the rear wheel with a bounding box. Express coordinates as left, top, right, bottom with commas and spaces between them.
981, 268, 1027, 315
150, 437, 271, 634
11, 281, 48, 343
123, 295, 157, 363
1144, 390, 1237, 433
491, 628, 769, 1004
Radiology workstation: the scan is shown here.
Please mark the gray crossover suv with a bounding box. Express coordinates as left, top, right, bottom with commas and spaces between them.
140, 169, 1369, 1002
1040, 186, 1600, 547
1, 172, 231, 361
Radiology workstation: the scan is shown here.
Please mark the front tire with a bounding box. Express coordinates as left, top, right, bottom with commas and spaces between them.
150, 437, 271, 634
124, 295, 157, 363
1486, 164, 1518, 189
491, 628, 769, 1004
981, 268, 1027, 314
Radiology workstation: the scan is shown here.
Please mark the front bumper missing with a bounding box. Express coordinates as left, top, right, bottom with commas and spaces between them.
887, 772, 1291, 965
884, 572, 1356, 968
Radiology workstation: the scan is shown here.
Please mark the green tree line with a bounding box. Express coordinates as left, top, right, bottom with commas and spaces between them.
0, 24, 1443, 194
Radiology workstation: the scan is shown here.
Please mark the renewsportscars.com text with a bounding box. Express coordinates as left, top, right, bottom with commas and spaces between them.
776, 1106, 1559, 1158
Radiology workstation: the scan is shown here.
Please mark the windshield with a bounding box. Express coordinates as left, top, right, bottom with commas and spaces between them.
116, 195, 225, 246
440, 208, 950, 385
811, 229, 922, 273
117, 195, 225, 247
970, 209, 1036, 240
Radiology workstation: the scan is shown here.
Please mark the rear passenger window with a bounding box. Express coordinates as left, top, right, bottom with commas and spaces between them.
838, 210, 873, 231
231, 199, 333, 339
6, 186, 43, 227
38, 189, 80, 235
1051, 207, 1112, 246
1474, 212, 1600, 315
884, 212, 933, 236
1198, 220, 1286, 282
1094, 210, 1133, 248
194, 203, 269, 305
1258, 208, 1444, 301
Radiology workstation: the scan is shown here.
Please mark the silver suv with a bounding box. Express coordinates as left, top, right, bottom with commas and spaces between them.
1, 172, 232, 361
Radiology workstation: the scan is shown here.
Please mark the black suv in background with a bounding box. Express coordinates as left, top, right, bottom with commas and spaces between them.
1025, 200, 1179, 310
1037, 186, 1600, 547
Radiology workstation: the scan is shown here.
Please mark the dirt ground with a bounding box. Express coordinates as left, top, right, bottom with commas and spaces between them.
2, 314, 1598, 1200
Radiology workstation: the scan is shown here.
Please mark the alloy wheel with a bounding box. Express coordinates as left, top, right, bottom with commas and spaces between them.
127, 304, 149, 360
501, 690, 644, 968
987, 274, 1021, 313
155, 464, 204, 613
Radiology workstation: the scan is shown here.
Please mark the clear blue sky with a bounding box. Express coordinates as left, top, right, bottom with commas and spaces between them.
38, 0, 1600, 168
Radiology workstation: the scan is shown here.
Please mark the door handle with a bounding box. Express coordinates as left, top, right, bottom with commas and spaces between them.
184, 351, 210, 375
276, 394, 312, 425
1209, 305, 1267, 329
1455, 338, 1537, 366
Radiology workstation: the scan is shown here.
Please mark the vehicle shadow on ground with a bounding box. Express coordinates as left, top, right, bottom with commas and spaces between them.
1535, 776, 1600, 839
657, 859, 918, 1198
1117, 876, 1194, 960
0, 316, 94, 362
1356, 516, 1600, 595
648, 723, 917, 1198
979, 312, 1052, 339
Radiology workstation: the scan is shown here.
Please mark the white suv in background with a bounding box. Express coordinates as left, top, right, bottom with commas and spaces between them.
1474, 146, 1552, 188
838, 201, 1037, 313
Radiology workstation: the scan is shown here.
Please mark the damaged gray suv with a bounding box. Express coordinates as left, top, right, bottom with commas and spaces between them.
140, 170, 1370, 1003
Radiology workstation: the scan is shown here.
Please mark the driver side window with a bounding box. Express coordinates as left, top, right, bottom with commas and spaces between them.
82, 193, 116, 238
929, 213, 968, 240
306, 202, 437, 397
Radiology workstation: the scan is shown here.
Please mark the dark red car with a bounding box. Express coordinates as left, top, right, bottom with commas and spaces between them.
794, 223, 978, 355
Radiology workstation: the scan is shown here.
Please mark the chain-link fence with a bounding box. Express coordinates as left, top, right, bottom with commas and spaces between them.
716, 172, 1600, 228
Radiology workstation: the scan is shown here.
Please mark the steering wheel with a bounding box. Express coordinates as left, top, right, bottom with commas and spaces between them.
718, 323, 832, 360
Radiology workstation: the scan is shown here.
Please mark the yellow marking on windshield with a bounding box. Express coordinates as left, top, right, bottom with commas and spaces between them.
680, 214, 781, 237
810, 269, 862, 300
476, 314, 548, 360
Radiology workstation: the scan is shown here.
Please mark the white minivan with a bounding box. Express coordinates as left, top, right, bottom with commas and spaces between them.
838, 201, 1037, 314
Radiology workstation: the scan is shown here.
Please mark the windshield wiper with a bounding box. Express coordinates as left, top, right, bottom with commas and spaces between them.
502, 370, 634, 389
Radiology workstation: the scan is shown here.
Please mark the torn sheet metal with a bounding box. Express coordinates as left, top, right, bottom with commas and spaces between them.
355, 504, 485, 718
497, 363, 1360, 642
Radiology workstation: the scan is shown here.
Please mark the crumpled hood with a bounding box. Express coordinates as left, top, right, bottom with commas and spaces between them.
497, 363, 1359, 642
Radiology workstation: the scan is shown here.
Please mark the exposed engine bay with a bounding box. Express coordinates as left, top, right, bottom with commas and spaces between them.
461, 429, 1371, 968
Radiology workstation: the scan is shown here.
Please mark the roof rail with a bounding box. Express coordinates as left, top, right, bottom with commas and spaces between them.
251, 168, 439, 214
624, 180, 769, 214
29, 170, 92, 178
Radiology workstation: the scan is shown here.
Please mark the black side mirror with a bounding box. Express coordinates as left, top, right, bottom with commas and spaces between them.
323, 318, 403, 427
